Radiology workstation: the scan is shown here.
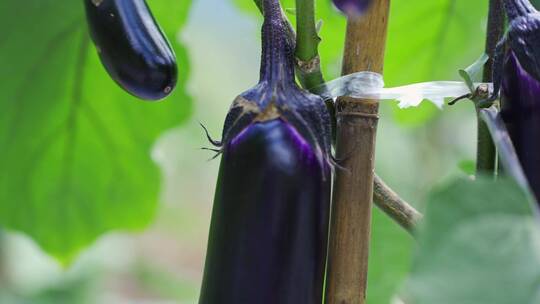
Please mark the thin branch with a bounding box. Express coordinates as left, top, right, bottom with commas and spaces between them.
373, 175, 422, 234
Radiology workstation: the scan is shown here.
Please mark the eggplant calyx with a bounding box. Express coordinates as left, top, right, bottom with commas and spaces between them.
504, 0, 537, 20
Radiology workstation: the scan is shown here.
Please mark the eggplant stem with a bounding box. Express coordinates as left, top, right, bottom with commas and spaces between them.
476, 0, 505, 176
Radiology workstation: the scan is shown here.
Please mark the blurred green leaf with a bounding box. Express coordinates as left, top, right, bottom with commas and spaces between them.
457, 159, 476, 175
402, 178, 540, 304
0, 0, 192, 263
134, 261, 199, 301
0, 272, 95, 304
368, 208, 413, 304
387, 0, 488, 126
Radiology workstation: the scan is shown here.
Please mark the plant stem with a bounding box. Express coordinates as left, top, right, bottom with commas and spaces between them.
476, 0, 504, 175
254, 0, 296, 47
292, 0, 336, 140
373, 175, 422, 234
294, 0, 326, 91
294, 0, 318, 60
324, 0, 391, 303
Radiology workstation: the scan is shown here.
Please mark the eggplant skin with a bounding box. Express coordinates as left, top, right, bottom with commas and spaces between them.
83, 0, 177, 101
332, 0, 373, 17
501, 51, 540, 200
199, 119, 330, 304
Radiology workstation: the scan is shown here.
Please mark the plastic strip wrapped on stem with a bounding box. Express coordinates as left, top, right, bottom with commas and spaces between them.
316, 71, 494, 109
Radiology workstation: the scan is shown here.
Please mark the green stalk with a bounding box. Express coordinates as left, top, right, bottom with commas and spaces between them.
295, 0, 318, 60
476, 0, 504, 175
294, 0, 326, 90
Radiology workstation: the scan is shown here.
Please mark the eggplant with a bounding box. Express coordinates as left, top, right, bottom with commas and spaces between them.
83, 0, 177, 101
332, 0, 373, 17
491, 0, 540, 100
198, 0, 332, 303
492, 0, 540, 200
500, 51, 540, 200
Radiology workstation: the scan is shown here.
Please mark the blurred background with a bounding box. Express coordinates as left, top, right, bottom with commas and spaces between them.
0, 0, 507, 303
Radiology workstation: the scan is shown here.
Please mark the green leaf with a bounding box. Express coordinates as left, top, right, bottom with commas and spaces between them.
0, 0, 193, 263
459, 53, 489, 92
402, 178, 540, 304
457, 159, 476, 175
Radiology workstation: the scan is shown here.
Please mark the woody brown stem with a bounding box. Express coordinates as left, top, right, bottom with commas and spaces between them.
324, 0, 391, 303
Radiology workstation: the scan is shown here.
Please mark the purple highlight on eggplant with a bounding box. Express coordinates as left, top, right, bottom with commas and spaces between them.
501, 51, 540, 201
199, 0, 332, 302
332, 0, 373, 17
199, 119, 330, 304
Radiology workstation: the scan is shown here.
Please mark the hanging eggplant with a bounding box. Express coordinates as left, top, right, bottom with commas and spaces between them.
500, 53, 540, 200
83, 0, 177, 101
494, 0, 540, 200
198, 0, 332, 303
332, 0, 373, 17
491, 0, 540, 100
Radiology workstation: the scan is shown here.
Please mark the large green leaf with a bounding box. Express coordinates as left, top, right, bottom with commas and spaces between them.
402, 178, 540, 304
0, 0, 193, 263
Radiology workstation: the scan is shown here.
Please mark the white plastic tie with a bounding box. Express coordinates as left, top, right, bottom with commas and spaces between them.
317, 71, 493, 109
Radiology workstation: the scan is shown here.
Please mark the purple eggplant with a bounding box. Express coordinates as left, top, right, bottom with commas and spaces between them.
500, 51, 540, 200
491, 0, 540, 200
198, 0, 332, 303
332, 0, 373, 17
83, 0, 177, 101
491, 0, 540, 100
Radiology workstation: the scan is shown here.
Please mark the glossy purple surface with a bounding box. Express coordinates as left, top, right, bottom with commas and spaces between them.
199, 119, 330, 304
332, 0, 373, 17
501, 51, 540, 200
83, 0, 177, 101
